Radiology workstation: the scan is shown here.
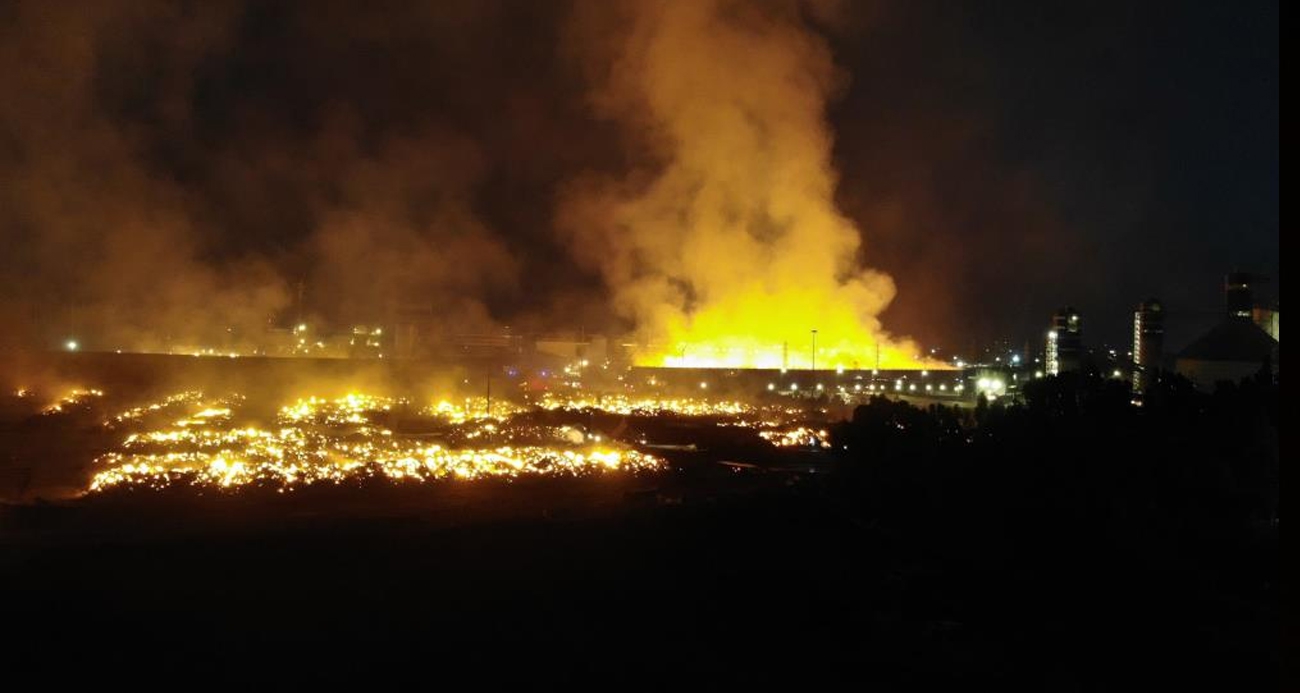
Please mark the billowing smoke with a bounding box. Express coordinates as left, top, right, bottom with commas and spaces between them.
2, 1, 1250, 367
0, 1, 525, 356
296, 123, 519, 337
0, 2, 290, 353
561, 0, 931, 369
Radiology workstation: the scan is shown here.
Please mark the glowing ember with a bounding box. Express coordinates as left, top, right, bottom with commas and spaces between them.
90, 445, 661, 491
538, 393, 757, 418
279, 394, 399, 425
422, 397, 529, 423
89, 392, 664, 492
759, 427, 831, 449
106, 391, 204, 427
42, 388, 104, 414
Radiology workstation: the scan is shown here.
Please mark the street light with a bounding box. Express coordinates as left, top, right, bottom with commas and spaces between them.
810, 329, 817, 372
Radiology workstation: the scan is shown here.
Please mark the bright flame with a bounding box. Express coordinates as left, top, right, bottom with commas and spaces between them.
565, 0, 941, 371
42, 388, 104, 414
88, 391, 665, 493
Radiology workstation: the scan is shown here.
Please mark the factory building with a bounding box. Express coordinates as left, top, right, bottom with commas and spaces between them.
1252, 306, 1279, 341
1131, 299, 1164, 393
1175, 274, 1279, 391
1225, 271, 1280, 340
1045, 306, 1082, 376
1224, 271, 1255, 318
534, 334, 608, 363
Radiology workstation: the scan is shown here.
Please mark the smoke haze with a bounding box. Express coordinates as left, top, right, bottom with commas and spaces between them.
0, 0, 1278, 356
562, 0, 927, 367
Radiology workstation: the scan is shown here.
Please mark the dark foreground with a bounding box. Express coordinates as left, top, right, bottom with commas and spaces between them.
3, 479, 1275, 689
1, 366, 1280, 688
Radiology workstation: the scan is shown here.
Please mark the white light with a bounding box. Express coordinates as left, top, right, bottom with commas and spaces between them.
699, 381, 708, 389
836, 365, 845, 375
65, 340, 79, 351
1012, 355, 1021, 364
767, 383, 775, 391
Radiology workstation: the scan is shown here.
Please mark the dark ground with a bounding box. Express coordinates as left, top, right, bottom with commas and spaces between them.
1, 473, 1276, 689
0, 357, 1280, 688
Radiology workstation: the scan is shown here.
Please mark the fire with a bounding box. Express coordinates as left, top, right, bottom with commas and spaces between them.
538, 393, 757, 418
89, 391, 664, 492
84, 384, 850, 493
106, 390, 203, 427
90, 444, 662, 491
565, 0, 939, 372
638, 318, 939, 371
759, 426, 831, 449
42, 388, 104, 414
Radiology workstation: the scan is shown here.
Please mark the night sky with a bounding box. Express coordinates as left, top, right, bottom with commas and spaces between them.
0, 0, 1278, 355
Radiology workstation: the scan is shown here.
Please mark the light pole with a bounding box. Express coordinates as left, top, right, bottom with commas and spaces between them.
810, 329, 818, 372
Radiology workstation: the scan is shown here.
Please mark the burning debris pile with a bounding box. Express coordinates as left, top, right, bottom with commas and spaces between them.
40, 388, 104, 415
537, 393, 759, 418
66, 384, 840, 494
759, 426, 831, 449
89, 392, 663, 493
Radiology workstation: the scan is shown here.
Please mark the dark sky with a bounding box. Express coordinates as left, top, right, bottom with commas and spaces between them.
831, 1, 1278, 351
0, 0, 1278, 355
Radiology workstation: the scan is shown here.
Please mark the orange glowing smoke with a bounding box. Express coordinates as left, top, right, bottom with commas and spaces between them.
565, 0, 939, 370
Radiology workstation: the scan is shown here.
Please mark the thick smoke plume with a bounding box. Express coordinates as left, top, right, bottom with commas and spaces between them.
3, 1, 1265, 365
0, 1, 523, 356
562, 0, 929, 368
0, 2, 289, 353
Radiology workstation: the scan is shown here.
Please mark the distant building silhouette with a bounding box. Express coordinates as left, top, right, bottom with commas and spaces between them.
1046, 306, 1082, 376
1252, 306, 1279, 341
1175, 274, 1279, 391
1225, 271, 1256, 318
1175, 320, 1277, 391
1131, 299, 1164, 393
1224, 271, 1280, 340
